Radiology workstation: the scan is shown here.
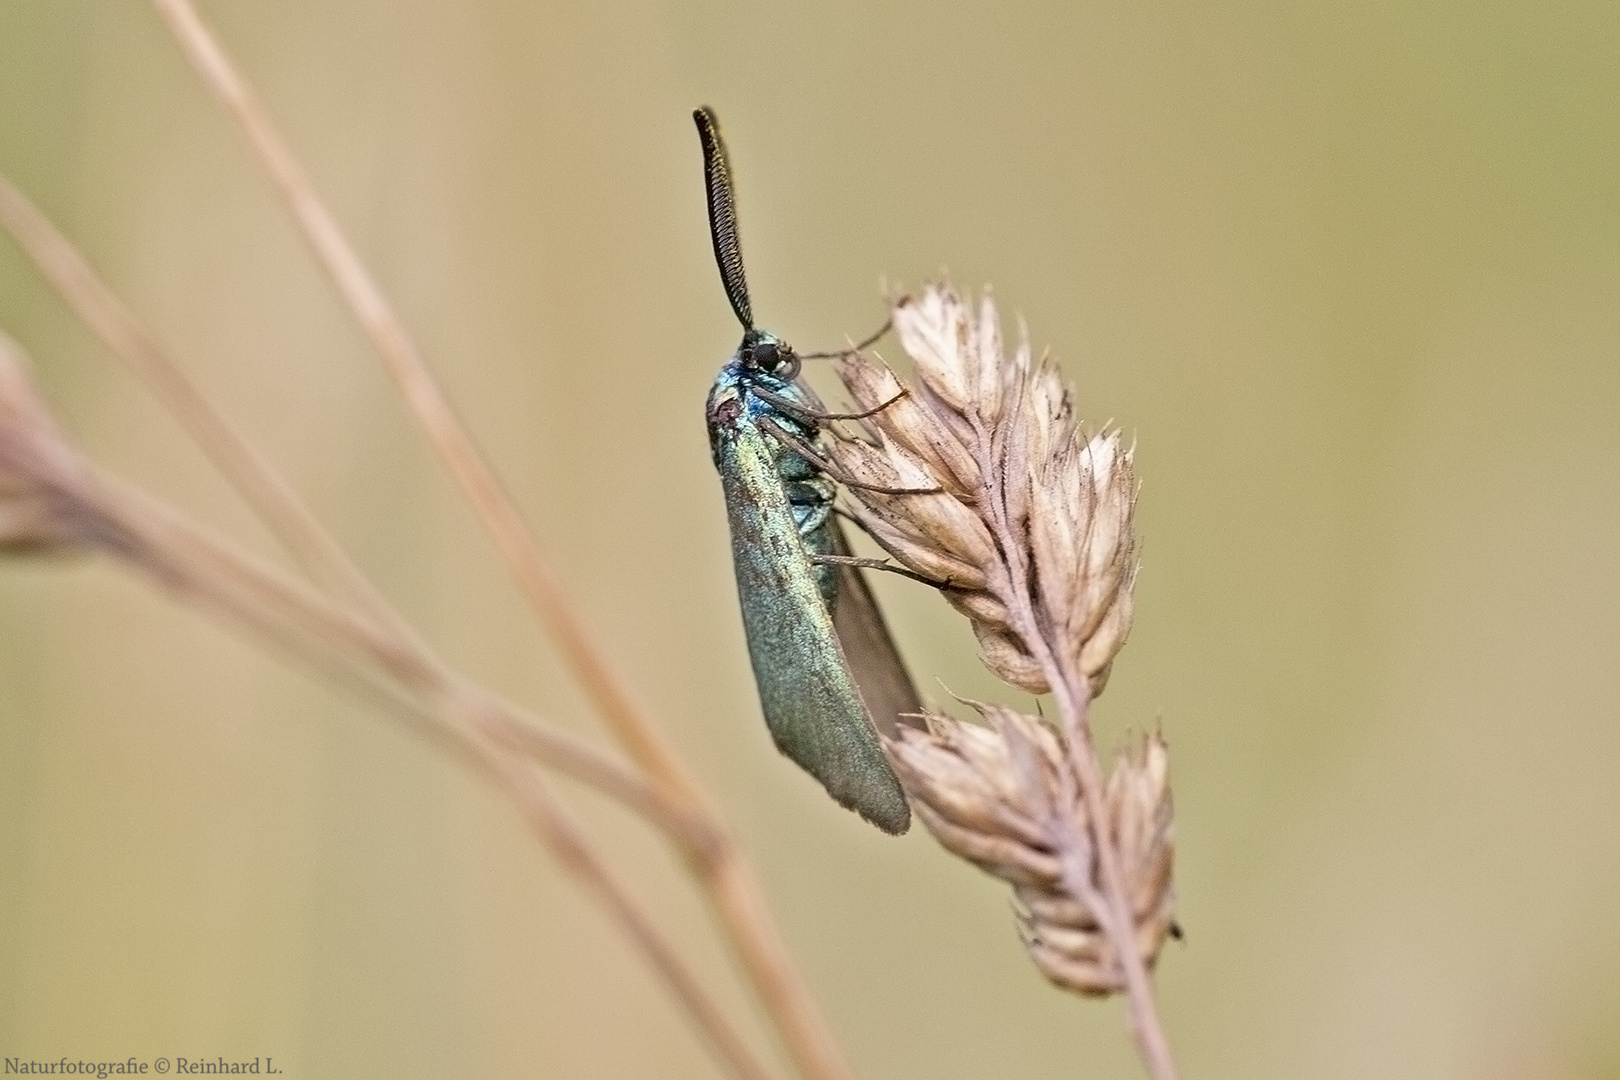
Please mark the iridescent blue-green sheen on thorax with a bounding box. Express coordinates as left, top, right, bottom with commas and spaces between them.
706, 330, 910, 833
707, 337, 839, 607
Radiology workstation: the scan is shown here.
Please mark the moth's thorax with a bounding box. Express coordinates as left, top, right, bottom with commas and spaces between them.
705, 330, 835, 545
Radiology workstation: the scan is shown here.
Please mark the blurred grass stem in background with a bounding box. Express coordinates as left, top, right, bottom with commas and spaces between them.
0, 324, 778, 1080
1, 1, 880, 1078
139, 0, 863, 1076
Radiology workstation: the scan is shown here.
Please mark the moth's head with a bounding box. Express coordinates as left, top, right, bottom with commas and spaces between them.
739, 329, 800, 381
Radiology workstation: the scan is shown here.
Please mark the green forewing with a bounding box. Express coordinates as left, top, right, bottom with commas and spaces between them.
715, 416, 912, 834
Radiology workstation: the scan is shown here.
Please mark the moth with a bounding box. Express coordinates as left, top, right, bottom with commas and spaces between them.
695, 106, 921, 834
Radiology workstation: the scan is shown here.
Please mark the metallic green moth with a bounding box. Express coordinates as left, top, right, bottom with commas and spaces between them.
695, 106, 919, 834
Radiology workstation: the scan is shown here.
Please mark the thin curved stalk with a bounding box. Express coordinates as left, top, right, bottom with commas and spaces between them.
85, 469, 777, 1080
0, 169, 384, 619
141, 4, 861, 1079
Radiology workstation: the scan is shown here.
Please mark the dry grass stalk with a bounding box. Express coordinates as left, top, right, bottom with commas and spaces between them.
0, 330, 779, 1080
141, 5, 855, 1078
143, 0, 693, 807
0, 168, 690, 840
829, 282, 1179, 1079
830, 286, 1136, 696
0, 4, 858, 1077
888, 708, 1174, 994
0, 169, 387, 615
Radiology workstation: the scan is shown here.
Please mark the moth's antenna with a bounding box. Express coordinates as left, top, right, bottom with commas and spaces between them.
694, 107, 755, 333
800, 319, 893, 360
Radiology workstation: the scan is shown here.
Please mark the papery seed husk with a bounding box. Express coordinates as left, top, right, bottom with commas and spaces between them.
1070, 551, 1128, 647
1027, 920, 1111, 960
887, 740, 1045, 847
828, 433, 999, 572
888, 720, 1055, 849
1027, 947, 1119, 996
1131, 864, 1175, 922
943, 587, 1011, 628
1076, 580, 1132, 681
998, 402, 1034, 564
982, 707, 1065, 820
908, 802, 1061, 887
1028, 482, 1082, 647
910, 372, 982, 456
970, 290, 1005, 424
833, 348, 905, 415
836, 352, 983, 496
893, 285, 976, 414
1017, 889, 1102, 931
972, 622, 1049, 694
840, 504, 990, 591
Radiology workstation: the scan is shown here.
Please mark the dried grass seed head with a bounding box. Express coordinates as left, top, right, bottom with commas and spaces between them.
887, 708, 1176, 996
828, 280, 1138, 696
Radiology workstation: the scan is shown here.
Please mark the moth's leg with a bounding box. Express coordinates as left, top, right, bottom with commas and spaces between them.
760, 417, 942, 496
752, 384, 909, 423
808, 552, 953, 589
798, 318, 893, 360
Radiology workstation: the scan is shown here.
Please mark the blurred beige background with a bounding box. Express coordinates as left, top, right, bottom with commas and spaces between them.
2, 2, 1617, 1078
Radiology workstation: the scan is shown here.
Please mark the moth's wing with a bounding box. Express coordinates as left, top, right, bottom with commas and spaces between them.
829, 519, 926, 738
716, 421, 910, 833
